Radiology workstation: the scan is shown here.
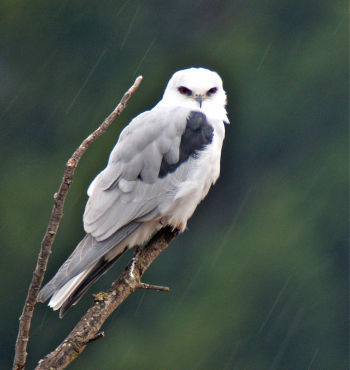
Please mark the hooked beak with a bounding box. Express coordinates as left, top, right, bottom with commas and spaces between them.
195, 94, 203, 108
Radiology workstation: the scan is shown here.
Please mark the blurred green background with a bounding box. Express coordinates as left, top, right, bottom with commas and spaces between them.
0, 1, 348, 369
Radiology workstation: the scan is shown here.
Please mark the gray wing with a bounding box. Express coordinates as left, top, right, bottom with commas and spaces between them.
83, 106, 212, 241
38, 107, 214, 306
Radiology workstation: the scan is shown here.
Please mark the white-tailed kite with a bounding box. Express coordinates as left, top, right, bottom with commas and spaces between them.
38, 67, 229, 317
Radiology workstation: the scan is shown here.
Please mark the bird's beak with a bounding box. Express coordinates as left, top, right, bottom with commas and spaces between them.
195, 95, 203, 108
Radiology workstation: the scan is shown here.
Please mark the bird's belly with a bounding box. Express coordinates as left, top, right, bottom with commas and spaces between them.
161, 137, 222, 230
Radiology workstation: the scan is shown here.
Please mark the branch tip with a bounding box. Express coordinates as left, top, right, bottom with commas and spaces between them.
138, 282, 170, 292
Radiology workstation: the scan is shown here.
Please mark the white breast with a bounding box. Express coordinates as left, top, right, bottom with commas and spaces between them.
161, 117, 225, 230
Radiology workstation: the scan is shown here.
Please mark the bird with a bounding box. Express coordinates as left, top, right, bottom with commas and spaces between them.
37, 67, 229, 317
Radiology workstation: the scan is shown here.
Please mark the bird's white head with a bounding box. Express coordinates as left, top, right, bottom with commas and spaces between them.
160, 67, 229, 123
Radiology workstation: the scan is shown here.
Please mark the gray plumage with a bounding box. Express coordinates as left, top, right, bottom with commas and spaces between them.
38, 67, 229, 317
83, 106, 191, 241
37, 222, 139, 303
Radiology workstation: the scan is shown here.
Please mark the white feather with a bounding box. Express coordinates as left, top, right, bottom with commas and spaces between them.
48, 270, 87, 310
39, 67, 228, 314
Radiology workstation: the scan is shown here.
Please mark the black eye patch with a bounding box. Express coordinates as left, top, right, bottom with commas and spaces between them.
178, 86, 193, 96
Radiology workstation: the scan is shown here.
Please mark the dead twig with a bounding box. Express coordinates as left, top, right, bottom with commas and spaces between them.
36, 226, 178, 370
13, 76, 143, 370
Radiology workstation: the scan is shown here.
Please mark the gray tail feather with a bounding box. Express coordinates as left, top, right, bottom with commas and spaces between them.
37, 221, 140, 305
59, 247, 128, 317
37, 280, 57, 304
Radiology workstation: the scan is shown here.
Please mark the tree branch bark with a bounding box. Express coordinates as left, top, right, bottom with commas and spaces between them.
36, 226, 178, 370
13, 76, 143, 370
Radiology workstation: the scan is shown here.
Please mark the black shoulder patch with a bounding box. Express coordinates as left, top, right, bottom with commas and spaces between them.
159, 111, 213, 178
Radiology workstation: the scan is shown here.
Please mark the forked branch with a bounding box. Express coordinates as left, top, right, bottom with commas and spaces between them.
13, 76, 143, 370
36, 226, 178, 369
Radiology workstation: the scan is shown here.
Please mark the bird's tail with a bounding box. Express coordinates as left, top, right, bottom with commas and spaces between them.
38, 245, 128, 318
38, 222, 140, 317
60, 250, 127, 317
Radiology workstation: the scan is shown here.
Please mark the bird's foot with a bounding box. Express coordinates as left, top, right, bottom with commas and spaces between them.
175, 222, 187, 232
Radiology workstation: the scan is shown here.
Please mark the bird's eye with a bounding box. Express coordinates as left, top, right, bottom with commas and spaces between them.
178, 86, 192, 96
206, 87, 218, 96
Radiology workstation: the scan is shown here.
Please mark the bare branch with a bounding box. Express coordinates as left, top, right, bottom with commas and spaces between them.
86, 332, 105, 344
36, 226, 178, 370
13, 76, 143, 370
137, 282, 170, 291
